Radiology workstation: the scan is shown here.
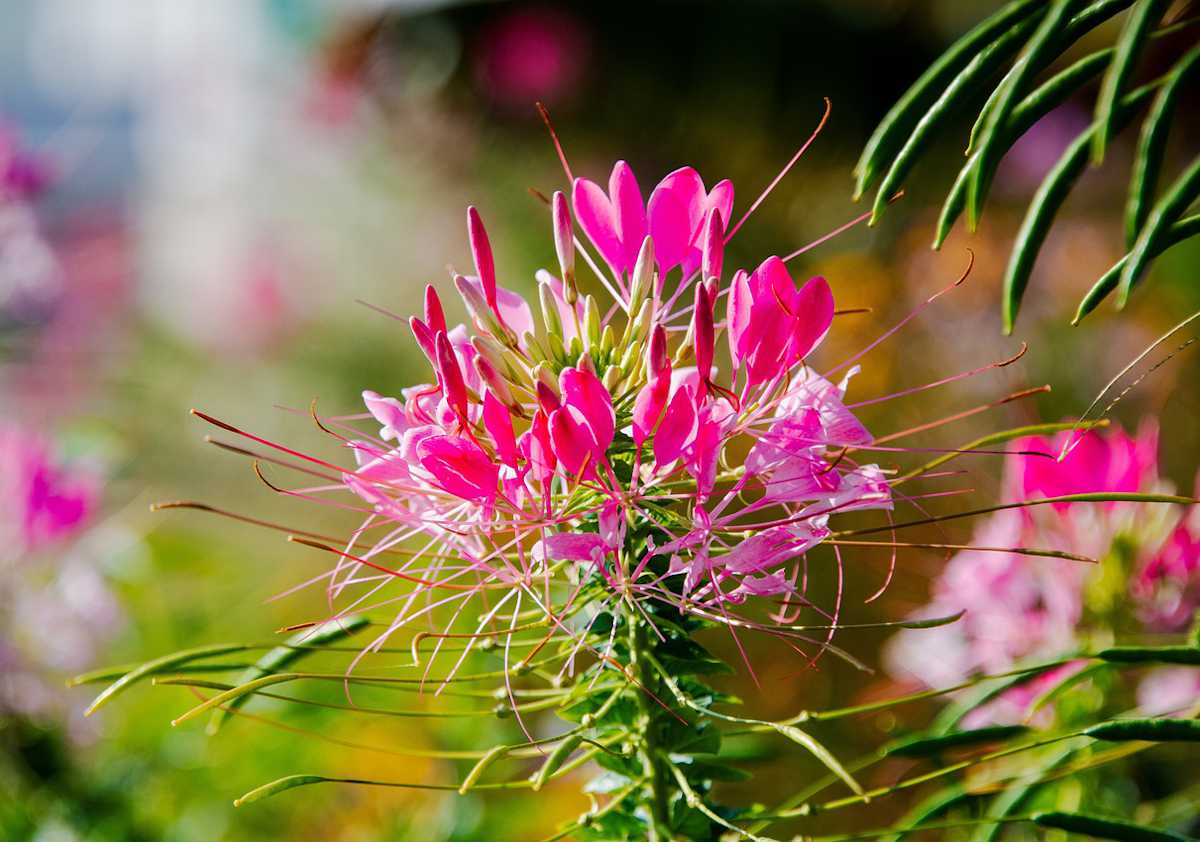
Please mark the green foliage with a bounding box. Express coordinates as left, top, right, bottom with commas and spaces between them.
856, 0, 1200, 331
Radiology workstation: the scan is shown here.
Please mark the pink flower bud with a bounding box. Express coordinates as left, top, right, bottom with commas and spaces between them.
434, 332, 469, 423
701, 207, 724, 282
467, 206, 497, 311
423, 284, 447, 335
552, 190, 574, 283
693, 283, 714, 384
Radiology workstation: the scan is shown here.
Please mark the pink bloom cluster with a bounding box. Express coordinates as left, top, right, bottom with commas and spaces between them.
336, 160, 891, 626
886, 424, 1200, 722
0, 425, 95, 556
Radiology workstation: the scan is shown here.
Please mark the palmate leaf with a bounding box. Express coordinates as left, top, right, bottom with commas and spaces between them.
856, 0, 1200, 330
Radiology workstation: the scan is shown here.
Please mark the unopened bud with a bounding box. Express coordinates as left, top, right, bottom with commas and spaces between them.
701, 207, 725, 283
423, 284, 447, 334
552, 190, 574, 289
630, 236, 654, 306
538, 280, 563, 336
600, 324, 616, 355
648, 325, 669, 377
584, 295, 601, 347
473, 354, 516, 410
602, 365, 623, 391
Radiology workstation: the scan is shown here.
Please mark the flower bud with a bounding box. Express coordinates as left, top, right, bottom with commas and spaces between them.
694, 283, 714, 383
584, 295, 601, 347
602, 365, 622, 391
467, 206, 497, 310
473, 354, 517, 411
701, 207, 724, 284
648, 325, 669, 378
538, 279, 563, 337
629, 236, 654, 306
552, 190, 575, 290
435, 332, 468, 422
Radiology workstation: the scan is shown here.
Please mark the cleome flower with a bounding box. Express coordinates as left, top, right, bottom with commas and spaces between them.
333, 158, 892, 641
886, 424, 1200, 725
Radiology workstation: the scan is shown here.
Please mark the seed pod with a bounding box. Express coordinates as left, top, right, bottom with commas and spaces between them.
1097, 645, 1200, 666
1084, 718, 1200, 743
885, 725, 1029, 758
531, 733, 584, 791
1032, 811, 1193, 841
459, 744, 509, 795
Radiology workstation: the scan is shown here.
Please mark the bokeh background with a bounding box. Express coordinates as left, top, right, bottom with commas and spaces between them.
2, 1, 1197, 839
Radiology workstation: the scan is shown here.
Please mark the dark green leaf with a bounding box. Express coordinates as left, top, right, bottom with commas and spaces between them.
1093, 0, 1170, 162
1097, 644, 1200, 666
1125, 46, 1200, 246
1076, 213, 1200, 321
1032, 811, 1198, 840
853, 0, 1046, 199
1001, 81, 1159, 332
885, 725, 1030, 758
1084, 717, 1200, 742
1116, 152, 1200, 307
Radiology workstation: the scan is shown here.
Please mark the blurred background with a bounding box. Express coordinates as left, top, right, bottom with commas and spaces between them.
2, 1, 1197, 839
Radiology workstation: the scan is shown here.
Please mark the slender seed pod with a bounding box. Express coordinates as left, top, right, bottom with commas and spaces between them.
1032, 811, 1195, 841
531, 734, 584, 791
885, 725, 1030, 758
1084, 718, 1200, 743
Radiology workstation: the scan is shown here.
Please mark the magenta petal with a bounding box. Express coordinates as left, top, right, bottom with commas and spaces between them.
653, 385, 698, 469
727, 270, 752, 366
417, 434, 498, 503
647, 170, 698, 275
789, 275, 834, 362
572, 177, 623, 274
560, 366, 615, 453
483, 390, 518, 468
550, 405, 598, 475
541, 532, 611, 563
610, 160, 647, 274
632, 373, 670, 447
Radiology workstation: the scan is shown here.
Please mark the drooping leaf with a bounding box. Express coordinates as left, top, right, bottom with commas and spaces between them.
1092, 0, 1170, 162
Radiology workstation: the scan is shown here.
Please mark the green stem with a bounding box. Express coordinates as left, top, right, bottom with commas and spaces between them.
628, 615, 673, 839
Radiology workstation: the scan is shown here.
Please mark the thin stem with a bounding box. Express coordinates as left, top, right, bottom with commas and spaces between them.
628, 615, 673, 839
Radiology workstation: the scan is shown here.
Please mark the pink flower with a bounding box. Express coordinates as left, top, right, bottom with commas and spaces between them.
1133, 504, 1200, 632
0, 425, 96, 554
549, 366, 615, 476
1009, 423, 1158, 508
727, 258, 833, 387
572, 162, 733, 280
473, 7, 590, 110
416, 434, 499, 504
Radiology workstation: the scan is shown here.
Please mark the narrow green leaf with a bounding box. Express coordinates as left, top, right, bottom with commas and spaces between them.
971, 744, 1079, 841
1084, 718, 1200, 742
1093, 0, 1170, 163
968, 0, 1133, 230
1075, 213, 1200, 322
84, 643, 251, 716
769, 723, 863, 796
1032, 811, 1198, 841
885, 725, 1030, 758
967, 0, 1132, 156
882, 785, 969, 842
935, 46, 1116, 249
1125, 46, 1200, 246
853, 0, 1046, 199
1098, 644, 1200, 666
1116, 153, 1200, 307
869, 15, 1042, 225
207, 615, 367, 735
1001, 81, 1160, 332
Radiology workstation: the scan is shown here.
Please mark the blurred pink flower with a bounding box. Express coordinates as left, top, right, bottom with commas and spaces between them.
0, 425, 96, 555
1133, 486, 1200, 632
474, 6, 590, 110
1008, 423, 1158, 509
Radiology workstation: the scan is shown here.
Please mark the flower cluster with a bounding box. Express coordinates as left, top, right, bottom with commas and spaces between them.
334, 159, 890, 642
886, 424, 1200, 723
